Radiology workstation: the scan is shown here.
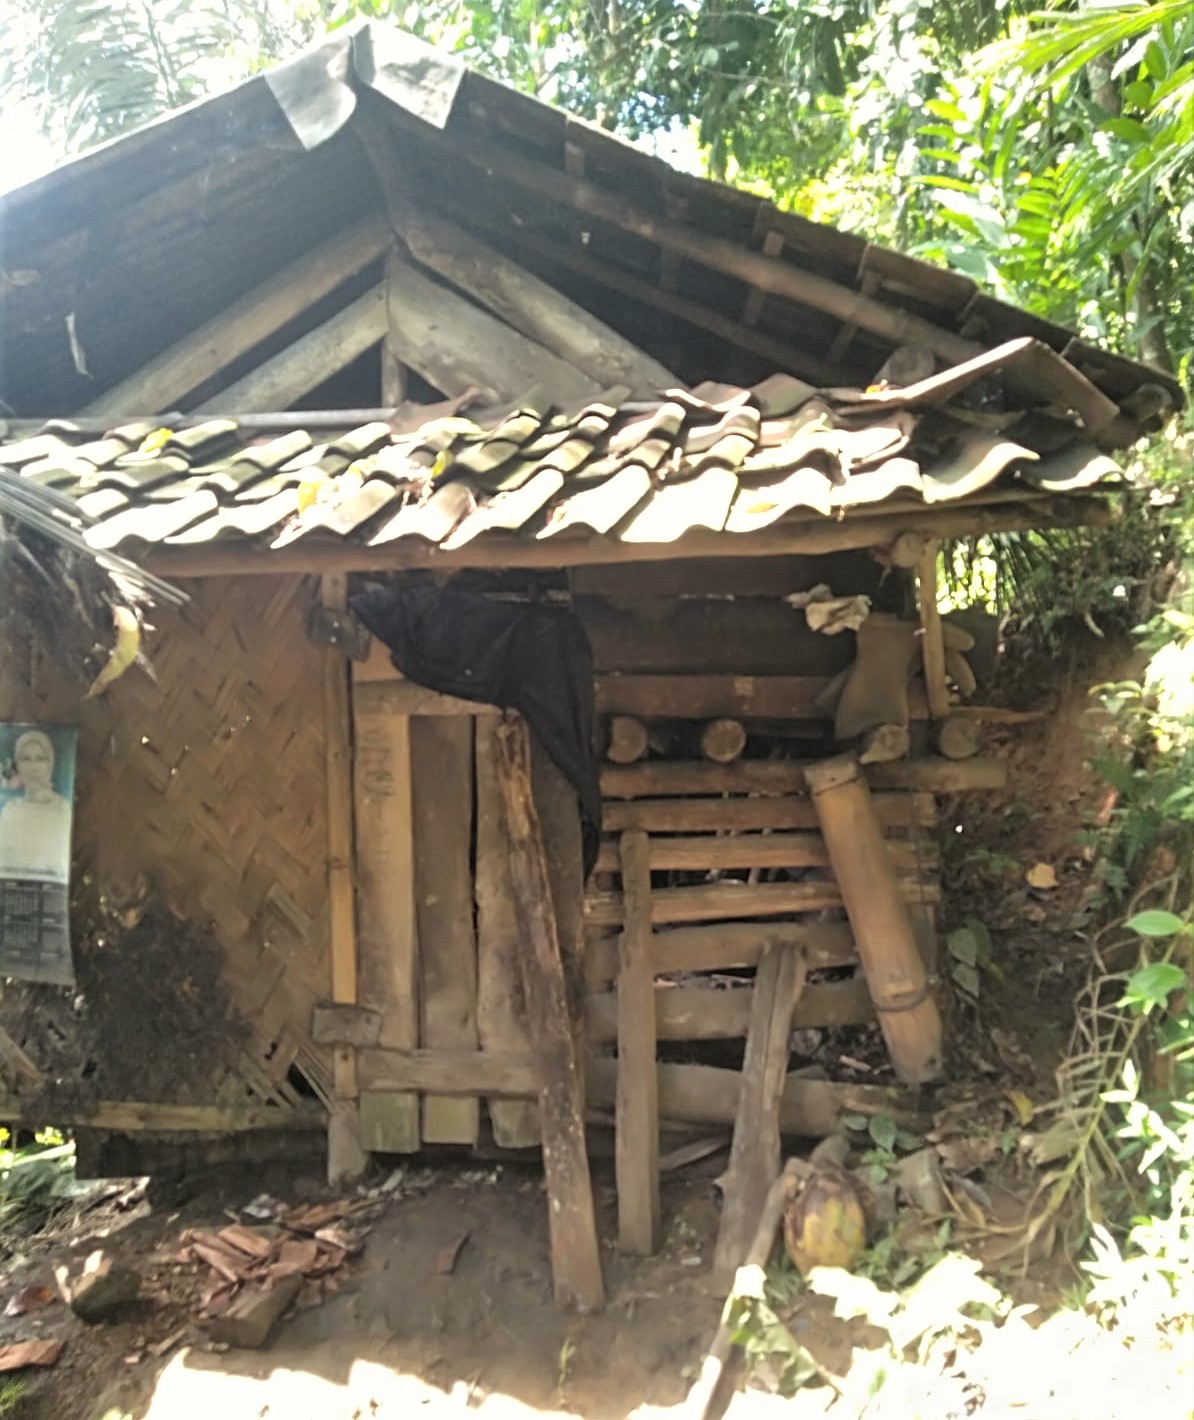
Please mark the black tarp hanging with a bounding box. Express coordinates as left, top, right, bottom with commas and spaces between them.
350, 585, 601, 876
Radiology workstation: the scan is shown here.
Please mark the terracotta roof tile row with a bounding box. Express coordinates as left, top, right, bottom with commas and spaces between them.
0, 343, 1124, 559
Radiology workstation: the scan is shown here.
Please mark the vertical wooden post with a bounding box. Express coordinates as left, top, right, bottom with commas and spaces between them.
381, 246, 409, 408
617, 828, 660, 1255
806, 754, 943, 1085
496, 713, 604, 1313
320, 574, 367, 1185
712, 944, 806, 1284
917, 542, 951, 721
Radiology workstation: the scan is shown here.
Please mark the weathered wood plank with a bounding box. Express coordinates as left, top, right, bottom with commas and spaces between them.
357, 1048, 538, 1097
475, 717, 540, 1147
400, 211, 676, 395
585, 876, 939, 928
592, 831, 937, 874
496, 715, 604, 1312
322, 574, 366, 1185
352, 678, 419, 1154
196, 285, 389, 413
412, 716, 481, 1145
616, 829, 660, 1254
600, 757, 1007, 799
713, 945, 806, 1282
311, 1002, 383, 1049
601, 792, 936, 834
585, 920, 858, 988
352, 677, 499, 715
83, 216, 389, 417
385, 257, 600, 406
0, 1098, 323, 1133
587, 975, 874, 1043
595, 674, 833, 720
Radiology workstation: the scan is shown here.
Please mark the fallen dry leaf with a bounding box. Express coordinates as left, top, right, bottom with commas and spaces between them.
0, 1339, 64, 1372
1026, 861, 1057, 890
434, 1232, 470, 1277
1007, 1089, 1035, 1126
5, 1284, 56, 1318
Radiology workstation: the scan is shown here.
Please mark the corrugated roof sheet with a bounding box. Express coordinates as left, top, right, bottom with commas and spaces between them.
0, 342, 1124, 561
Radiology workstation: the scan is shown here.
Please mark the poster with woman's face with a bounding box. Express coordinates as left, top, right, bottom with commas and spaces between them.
0, 723, 77, 985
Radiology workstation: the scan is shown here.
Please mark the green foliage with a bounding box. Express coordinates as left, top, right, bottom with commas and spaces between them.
0, 1129, 79, 1225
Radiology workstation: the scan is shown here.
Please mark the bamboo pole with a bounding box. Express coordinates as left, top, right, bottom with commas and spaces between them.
806, 754, 943, 1085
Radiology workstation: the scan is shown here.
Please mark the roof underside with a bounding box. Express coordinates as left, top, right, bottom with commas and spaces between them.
0, 24, 1180, 433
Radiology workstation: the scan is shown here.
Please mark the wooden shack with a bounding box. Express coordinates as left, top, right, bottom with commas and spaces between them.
0, 23, 1180, 1307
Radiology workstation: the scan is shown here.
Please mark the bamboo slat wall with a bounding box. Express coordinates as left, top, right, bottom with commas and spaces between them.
1, 577, 333, 1110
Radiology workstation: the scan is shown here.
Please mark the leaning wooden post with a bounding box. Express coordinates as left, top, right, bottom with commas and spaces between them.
320, 574, 368, 1185
805, 754, 943, 1085
617, 828, 660, 1255
495, 713, 605, 1313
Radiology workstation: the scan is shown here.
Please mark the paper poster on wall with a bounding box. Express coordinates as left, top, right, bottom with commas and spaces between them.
0, 724, 77, 986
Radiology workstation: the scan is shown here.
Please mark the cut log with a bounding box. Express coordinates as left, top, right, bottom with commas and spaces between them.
806, 755, 943, 1085
475, 718, 540, 1147
616, 829, 660, 1254
917, 544, 951, 720
384, 257, 600, 406
700, 718, 747, 763
496, 714, 604, 1313
712, 946, 806, 1282
934, 715, 982, 760
195, 285, 388, 413
413, 716, 480, 1145
400, 211, 676, 394
605, 715, 649, 764
83, 216, 389, 416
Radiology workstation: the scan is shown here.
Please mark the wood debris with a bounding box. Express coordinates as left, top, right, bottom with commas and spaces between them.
177, 1200, 367, 1341
4, 1284, 56, 1318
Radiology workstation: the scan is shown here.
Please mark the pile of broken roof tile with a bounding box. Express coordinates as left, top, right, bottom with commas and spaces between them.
0, 344, 1124, 557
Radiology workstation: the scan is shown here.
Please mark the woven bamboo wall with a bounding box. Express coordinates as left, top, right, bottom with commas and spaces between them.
0, 576, 333, 1109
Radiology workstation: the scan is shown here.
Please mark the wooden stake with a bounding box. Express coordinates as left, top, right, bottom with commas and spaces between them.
495, 714, 604, 1313
712, 945, 807, 1284
806, 755, 943, 1085
686, 1159, 805, 1420
616, 829, 661, 1255
320, 574, 366, 1186
606, 715, 649, 764
917, 543, 951, 721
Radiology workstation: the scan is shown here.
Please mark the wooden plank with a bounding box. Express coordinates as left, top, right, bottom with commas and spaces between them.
321, 574, 366, 1186
400, 210, 677, 394
595, 674, 833, 720
475, 717, 540, 1147
585, 876, 939, 928
600, 757, 1007, 799
571, 554, 884, 601
0, 1025, 42, 1088
616, 829, 660, 1255
588, 975, 874, 1042
385, 257, 600, 406
592, 831, 937, 874
195, 285, 389, 413
0, 1097, 324, 1133
496, 715, 604, 1312
808, 755, 943, 1085
357, 1048, 538, 1097
82, 216, 389, 416
585, 920, 858, 988
353, 678, 499, 716
352, 685, 419, 1153
601, 792, 936, 833
412, 716, 480, 1145
707, 942, 802, 1283
917, 543, 950, 720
